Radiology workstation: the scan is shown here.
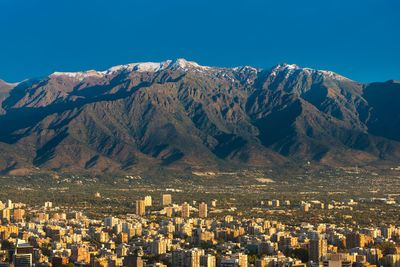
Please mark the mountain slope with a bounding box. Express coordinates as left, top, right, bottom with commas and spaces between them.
0, 59, 399, 174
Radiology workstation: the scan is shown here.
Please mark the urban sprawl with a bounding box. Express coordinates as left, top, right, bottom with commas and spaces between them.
1, 193, 400, 267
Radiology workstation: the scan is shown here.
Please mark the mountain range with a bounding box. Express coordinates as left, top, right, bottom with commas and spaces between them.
1, 58, 400, 175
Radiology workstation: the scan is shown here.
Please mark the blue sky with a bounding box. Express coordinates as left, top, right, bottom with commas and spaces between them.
1, 0, 399, 83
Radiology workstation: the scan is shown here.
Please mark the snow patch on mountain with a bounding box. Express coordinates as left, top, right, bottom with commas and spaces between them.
269, 63, 351, 81
49, 59, 351, 83
107, 60, 172, 73
318, 70, 350, 81
170, 58, 210, 72
50, 61, 173, 82
50, 70, 104, 81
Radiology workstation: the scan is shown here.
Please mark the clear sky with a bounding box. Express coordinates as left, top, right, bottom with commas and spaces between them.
1, 0, 399, 83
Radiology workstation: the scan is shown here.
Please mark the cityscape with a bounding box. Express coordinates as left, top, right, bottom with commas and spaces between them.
0, 184, 399, 267
2, 0, 400, 266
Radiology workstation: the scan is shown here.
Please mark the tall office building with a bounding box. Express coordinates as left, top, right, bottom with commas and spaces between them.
172, 248, 204, 267
200, 254, 216, 267
13, 209, 25, 222
199, 202, 207, 218
162, 194, 172, 206
186, 248, 204, 267
151, 238, 167, 255
13, 241, 33, 267
123, 255, 143, 267
70, 245, 90, 263
0, 208, 10, 222
136, 200, 145, 216
7, 200, 13, 209
309, 237, 328, 263
104, 216, 119, 228
236, 253, 248, 267
172, 249, 186, 267
385, 254, 400, 267
144, 196, 152, 207
182, 202, 190, 218
165, 207, 173, 217
346, 232, 365, 249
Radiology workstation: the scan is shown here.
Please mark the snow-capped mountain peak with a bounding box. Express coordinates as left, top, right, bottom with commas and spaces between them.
107, 60, 172, 73
48, 59, 351, 84
170, 58, 208, 71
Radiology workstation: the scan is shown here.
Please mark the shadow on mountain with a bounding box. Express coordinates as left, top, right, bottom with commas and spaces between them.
255, 100, 302, 148
213, 133, 247, 159
0, 77, 185, 143
363, 81, 400, 141
32, 129, 69, 166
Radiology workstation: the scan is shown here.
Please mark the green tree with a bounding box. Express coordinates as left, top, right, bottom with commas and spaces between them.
290, 248, 309, 263
1, 240, 14, 250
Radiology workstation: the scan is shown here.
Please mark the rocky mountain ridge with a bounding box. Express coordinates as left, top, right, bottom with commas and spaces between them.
0, 59, 399, 175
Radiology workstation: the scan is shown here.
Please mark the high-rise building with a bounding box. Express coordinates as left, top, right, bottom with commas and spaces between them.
172, 248, 204, 267
44, 201, 53, 209
136, 200, 145, 216
381, 225, 395, 239
123, 255, 143, 267
237, 253, 248, 267
13, 209, 25, 222
385, 254, 400, 267
199, 202, 207, 218
70, 245, 90, 263
7, 200, 13, 209
0, 208, 10, 222
165, 207, 173, 217
346, 232, 365, 249
309, 237, 328, 263
104, 216, 119, 228
278, 236, 297, 252
301, 203, 310, 212
118, 232, 128, 244
113, 222, 122, 234
144, 196, 152, 207
182, 202, 190, 218
13, 241, 33, 267
172, 250, 185, 267
162, 194, 172, 206
151, 238, 167, 255
200, 254, 216, 267
99, 231, 109, 243
322, 253, 353, 267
